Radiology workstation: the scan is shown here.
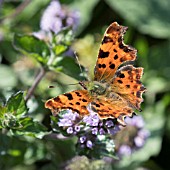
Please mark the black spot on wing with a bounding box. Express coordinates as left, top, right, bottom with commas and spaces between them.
64, 93, 73, 100
54, 97, 61, 103
119, 73, 125, 78
81, 105, 86, 109
119, 42, 124, 49
114, 54, 118, 60
126, 84, 130, 88
133, 85, 138, 89
120, 57, 125, 62
98, 64, 106, 68
91, 102, 100, 108
102, 36, 113, 44
123, 46, 132, 52
75, 91, 82, 97
114, 49, 117, 53
109, 63, 115, 69
98, 49, 109, 58
117, 80, 123, 84
46, 100, 53, 105
82, 99, 87, 102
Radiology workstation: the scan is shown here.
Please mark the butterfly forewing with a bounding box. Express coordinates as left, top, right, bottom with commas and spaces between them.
94, 22, 137, 82
45, 90, 91, 116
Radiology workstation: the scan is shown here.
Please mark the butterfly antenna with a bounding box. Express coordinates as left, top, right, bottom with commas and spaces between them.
68, 82, 79, 86
74, 51, 83, 72
74, 51, 88, 80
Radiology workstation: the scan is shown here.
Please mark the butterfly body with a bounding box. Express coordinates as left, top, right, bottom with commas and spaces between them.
45, 22, 146, 125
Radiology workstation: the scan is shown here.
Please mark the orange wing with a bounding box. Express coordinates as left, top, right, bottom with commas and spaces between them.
94, 22, 136, 82
45, 90, 91, 116
90, 97, 133, 126
112, 65, 146, 111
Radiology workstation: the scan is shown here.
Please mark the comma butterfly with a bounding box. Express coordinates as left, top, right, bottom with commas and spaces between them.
45, 22, 146, 125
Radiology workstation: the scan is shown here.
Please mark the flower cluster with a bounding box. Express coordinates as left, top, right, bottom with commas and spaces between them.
51, 108, 120, 158
51, 109, 149, 158
34, 0, 80, 40
40, 0, 80, 33
114, 115, 150, 157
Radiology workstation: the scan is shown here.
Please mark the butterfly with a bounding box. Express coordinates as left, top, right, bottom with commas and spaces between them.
45, 22, 146, 125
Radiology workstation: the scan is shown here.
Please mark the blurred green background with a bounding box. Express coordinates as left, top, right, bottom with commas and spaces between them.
0, 0, 170, 169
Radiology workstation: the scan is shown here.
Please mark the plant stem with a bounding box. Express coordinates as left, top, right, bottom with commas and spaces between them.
25, 66, 46, 102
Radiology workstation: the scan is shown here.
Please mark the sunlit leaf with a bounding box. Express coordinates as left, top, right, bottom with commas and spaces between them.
12, 117, 48, 138
13, 34, 50, 64
6, 91, 27, 116
52, 28, 73, 55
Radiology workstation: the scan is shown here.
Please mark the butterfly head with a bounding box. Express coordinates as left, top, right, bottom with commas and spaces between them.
79, 81, 107, 96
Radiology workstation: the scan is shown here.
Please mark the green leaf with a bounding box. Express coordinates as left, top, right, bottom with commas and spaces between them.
0, 104, 7, 117
51, 56, 87, 81
147, 40, 170, 80
0, 105, 7, 128
12, 117, 48, 138
54, 44, 68, 55
55, 28, 73, 46
13, 34, 50, 64
0, 134, 27, 167
0, 133, 47, 168
52, 28, 73, 55
6, 91, 27, 116
106, 0, 170, 38
50, 115, 69, 136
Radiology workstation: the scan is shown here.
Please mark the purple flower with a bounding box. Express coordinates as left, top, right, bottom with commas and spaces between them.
86, 140, 93, 149
74, 125, 81, 132
138, 129, 150, 139
40, 0, 80, 34
40, 0, 62, 33
83, 110, 100, 127
58, 110, 80, 127
105, 120, 114, 127
79, 136, 86, 144
92, 127, 98, 135
58, 118, 72, 127
99, 128, 105, 135
118, 145, 132, 156
107, 125, 121, 135
125, 115, 144, 128
134, 136, 145, 147
115, 115, 150, 158
67, 127, 73, 134
134, 129, 150, 147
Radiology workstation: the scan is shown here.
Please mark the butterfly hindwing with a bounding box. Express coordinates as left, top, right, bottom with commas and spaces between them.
94, 22, 137, 82
112, 65, 146, 110
90, 97, 133, 125
45, 90, 91, 116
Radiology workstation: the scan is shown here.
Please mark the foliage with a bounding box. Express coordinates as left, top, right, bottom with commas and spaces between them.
0, 0, 170, 170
